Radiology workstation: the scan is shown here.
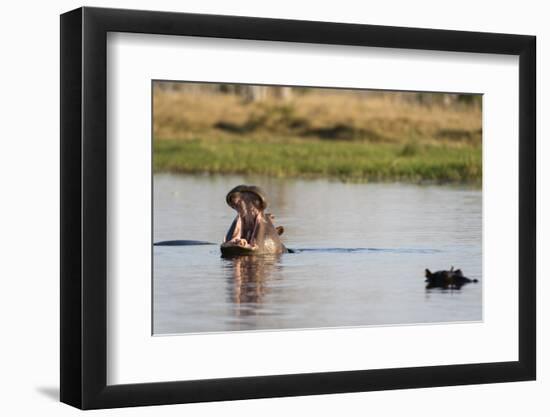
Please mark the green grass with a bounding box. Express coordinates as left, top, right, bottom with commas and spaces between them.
153, 136, 481, 185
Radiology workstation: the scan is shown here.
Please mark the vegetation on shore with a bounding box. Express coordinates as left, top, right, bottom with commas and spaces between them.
154, 136, 481, 184
153, 85, 482, 184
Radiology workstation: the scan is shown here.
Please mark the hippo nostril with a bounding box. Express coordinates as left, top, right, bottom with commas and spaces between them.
226, 185, 267, 210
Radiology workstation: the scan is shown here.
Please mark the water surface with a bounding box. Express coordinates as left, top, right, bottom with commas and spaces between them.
154, 174, 482, 334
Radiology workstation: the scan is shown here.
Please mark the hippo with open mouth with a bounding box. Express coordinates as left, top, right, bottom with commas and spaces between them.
221, 185, 288, 257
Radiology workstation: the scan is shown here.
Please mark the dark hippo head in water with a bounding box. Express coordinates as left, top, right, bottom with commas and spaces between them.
221, 185, 288, 257
425, 267, 478, 290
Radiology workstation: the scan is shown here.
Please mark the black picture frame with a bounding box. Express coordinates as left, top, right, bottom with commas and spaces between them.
60, 6, 536, 410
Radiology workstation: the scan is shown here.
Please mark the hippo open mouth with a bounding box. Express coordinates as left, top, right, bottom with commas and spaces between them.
221, 185, 287, 256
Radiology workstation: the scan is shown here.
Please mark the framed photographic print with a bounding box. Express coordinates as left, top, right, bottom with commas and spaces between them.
60, 6, 536, 409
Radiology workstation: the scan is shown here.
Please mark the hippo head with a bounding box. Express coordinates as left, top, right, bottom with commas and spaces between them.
221, 185, 287, 257
424, 267, 478, 290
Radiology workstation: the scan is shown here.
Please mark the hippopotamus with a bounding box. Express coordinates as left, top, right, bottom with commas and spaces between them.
221, 185, 288, 257
424, 266, 478, 289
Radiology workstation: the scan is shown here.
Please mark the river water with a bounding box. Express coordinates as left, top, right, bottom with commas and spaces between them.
153, 173, 482, 335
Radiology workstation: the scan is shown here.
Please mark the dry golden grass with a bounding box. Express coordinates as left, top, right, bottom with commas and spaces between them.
153, 88, 482, 145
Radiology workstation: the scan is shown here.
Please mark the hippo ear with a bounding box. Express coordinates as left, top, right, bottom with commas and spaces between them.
276, 226, 284, 235
425, 269, 432, 278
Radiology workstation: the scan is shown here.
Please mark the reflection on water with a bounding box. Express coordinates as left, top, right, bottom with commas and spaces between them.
223, 255, 282, 311
153, 174, 482, 335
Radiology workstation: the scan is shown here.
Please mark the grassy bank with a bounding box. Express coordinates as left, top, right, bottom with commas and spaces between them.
154, 136, 481, 184
153, 87, 482, 184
